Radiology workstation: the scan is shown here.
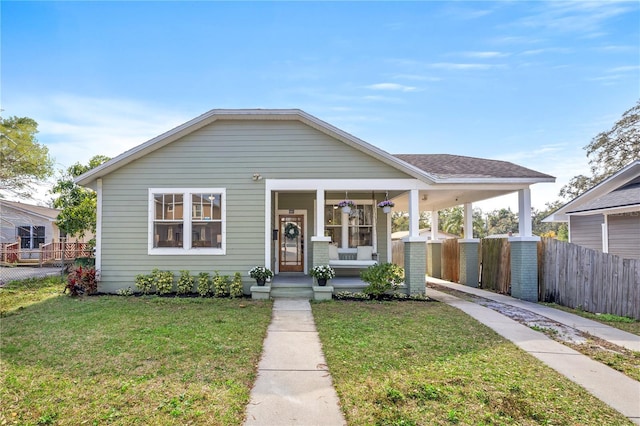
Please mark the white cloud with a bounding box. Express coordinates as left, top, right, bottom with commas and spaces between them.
365, 83, 417, 92
4, 93, 194, 203
8, 93, 192, 171
515, 1, 636, 36
428, 62, 502, 70
392, 74, 442, 82
461, 51, 510, 58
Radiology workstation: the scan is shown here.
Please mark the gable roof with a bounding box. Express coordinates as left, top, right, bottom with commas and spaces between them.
75, 108, 554, 188
394, 154, 554, 181
75, 109, 435, 187
0, 200, 59, 221
544, 160, 640, 222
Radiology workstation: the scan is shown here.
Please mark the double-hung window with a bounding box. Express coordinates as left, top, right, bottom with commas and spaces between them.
325, 201, 375, 249
149, 188, 225, 255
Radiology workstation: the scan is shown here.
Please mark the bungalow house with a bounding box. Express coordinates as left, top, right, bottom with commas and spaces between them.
544, 160, 640, 260
75, 109, 554, 298
0, 200, 61, 252
0, 199, 92, 263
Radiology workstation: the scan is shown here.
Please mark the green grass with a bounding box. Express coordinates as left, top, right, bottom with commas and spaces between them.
542, 303, 640, 335
0, 295, 272, 425
313, 300, 633, 425
0, 275, 65, 315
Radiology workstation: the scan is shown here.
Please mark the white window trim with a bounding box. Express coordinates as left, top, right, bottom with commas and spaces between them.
148, 188, 226, 255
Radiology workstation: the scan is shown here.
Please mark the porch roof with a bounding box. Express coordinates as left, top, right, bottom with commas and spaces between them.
394, 154, 554, 181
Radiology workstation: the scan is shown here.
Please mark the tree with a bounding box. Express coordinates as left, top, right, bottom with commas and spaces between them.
439, 206, 463, 236
51, 155, 110, 238
391, 211, 430, 233
0, 115, 54, 198
532, 200, 568, 241
486, 208, 518, 236
560, 100, 639, 199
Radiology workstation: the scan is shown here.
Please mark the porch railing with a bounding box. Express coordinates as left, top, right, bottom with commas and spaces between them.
40, 241, 92, 264
1, 241, 20, 263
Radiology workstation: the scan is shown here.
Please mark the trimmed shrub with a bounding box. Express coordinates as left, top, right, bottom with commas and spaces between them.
197, 272, 212, 297
229, 272, 243, 298
213, 273, 229, 297
177, 270, 194, 295
135, 273, 155, 294
155, 270, 174, 295
360, 263, 404, 300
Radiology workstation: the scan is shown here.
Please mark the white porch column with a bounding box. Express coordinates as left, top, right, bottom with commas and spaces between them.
316, 189, 325, 237
463, 202, 473, 239
518, 188, 532, 237
409, 189, 420, 238
430, 210, 439, 240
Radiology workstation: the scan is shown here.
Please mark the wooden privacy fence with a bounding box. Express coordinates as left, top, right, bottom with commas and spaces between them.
479, 238, 511, 294
538, 238, 640, 320
391, 240, 404, 266
441, 238, 459, 283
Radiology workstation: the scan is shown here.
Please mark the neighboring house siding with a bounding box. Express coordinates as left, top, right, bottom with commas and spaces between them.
569, 214, 604, 251
0, 206, 57, 246
98, 120, 410, 291
608, 213, 640, 259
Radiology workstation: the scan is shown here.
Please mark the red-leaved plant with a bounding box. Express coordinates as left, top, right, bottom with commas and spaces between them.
65, 266, 98, 296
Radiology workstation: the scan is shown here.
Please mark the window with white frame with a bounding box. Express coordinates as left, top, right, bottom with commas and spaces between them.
149, 188, 225, 255
325, 201, 375, 249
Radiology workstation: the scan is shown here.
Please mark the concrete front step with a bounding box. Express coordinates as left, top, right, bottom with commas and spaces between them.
270, 286, 314, 299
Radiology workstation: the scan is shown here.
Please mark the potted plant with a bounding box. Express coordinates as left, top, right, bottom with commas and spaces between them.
338, 200, 356, 214
310, 264, 336, 286
249, 266, 273, 286
377, 199, 395, 214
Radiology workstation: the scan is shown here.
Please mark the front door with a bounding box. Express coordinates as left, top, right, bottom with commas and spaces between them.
279, 214, 304, 272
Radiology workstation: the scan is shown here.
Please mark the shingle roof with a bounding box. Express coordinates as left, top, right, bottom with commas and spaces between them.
393, 154, 554, 180
567, 180, 640, 213
0, 200, 59, 220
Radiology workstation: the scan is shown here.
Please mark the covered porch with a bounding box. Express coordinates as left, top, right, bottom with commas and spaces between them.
258, 169, 551, 301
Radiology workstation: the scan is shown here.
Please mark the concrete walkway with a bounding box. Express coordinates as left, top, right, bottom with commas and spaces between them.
426, 279, 640, 425
429, 278, 640, 352
244, 299, 346, 426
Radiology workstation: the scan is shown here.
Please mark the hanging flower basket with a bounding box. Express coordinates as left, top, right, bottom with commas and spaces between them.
338, 200, 355, 214
284, 222, 300, 240
377, 200, 395, 214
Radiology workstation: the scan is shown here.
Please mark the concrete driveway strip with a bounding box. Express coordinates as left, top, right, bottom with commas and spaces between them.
427, 288, 640, 425
428, 278, 640, 352
244, 299, 346, 426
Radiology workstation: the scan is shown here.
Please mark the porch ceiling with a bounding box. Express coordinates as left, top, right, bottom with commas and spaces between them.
391, 186, 526, 212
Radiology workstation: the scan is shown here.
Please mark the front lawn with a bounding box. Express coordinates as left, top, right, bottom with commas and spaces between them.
0, 275, 65, 315
0, 295, 272, 425
542, 302, 640, 336
313, 301, 632, 425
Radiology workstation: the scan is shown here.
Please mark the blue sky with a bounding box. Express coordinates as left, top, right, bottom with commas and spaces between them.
2, 1, 638, 211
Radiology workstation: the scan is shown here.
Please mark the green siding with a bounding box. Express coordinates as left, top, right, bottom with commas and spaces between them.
98, 119, 411, 292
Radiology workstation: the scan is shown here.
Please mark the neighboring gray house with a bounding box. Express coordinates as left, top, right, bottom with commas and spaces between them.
545, 160, 640, 260
75, 109, 554, 296
0, 200, 61, 250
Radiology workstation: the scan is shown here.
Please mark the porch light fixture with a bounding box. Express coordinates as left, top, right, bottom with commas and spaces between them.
252, 173, 263, 181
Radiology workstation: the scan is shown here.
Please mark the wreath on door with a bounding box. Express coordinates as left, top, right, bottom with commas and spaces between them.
284, 223, 300, 240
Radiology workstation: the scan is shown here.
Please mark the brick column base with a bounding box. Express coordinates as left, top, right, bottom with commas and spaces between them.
509, 237, 540, 302
311, 237, 331, 285
426, 240, 442, 278
403, 238, 427, 295
459, 239, 480, 287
